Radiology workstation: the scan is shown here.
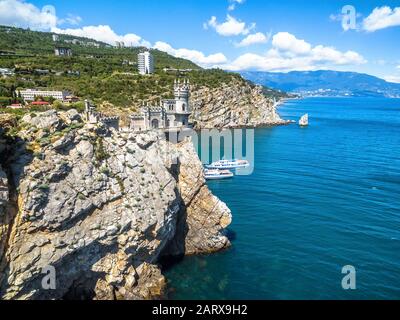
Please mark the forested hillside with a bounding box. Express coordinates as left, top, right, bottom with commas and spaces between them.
0, 25, 286, 119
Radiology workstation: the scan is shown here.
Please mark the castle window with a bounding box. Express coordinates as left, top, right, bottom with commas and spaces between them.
151, 119, 159, 129
182, 103, 186, 111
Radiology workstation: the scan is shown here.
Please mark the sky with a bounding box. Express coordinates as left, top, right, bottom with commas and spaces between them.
1, 0, 400, 82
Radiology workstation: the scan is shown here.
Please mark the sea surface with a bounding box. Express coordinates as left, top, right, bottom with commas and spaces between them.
165, 97, 400, 300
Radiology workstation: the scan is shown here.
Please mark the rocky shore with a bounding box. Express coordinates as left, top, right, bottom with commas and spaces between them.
191, 78, 289, 129
0, 80, 288, 299
0, 111, 231, 300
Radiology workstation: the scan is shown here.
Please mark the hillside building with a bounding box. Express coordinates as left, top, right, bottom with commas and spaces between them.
55, 47, 72, 57
0, 68, 14, 77
19, 89, 71, 102
138, 51, 154, 75
115, 41, 125, 48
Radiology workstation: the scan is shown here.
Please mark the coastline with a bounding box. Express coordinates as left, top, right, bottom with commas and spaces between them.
165, 97, 400, 300
274, 96, 302, 109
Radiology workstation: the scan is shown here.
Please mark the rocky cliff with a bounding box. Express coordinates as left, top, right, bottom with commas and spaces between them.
0, 115, 17, 287
191, 78, 288, 129
0, 161, 9, 277
0, 110, 231, 300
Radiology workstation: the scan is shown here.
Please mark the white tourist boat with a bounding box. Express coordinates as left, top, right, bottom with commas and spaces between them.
206, 159, 250, 170
299, 114, 309, 126
204, 169, 234, 180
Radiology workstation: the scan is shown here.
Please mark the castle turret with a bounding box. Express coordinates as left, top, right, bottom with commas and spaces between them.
84, 99, 90, 113
174, 79, 190, 114
84, 99, 97, 123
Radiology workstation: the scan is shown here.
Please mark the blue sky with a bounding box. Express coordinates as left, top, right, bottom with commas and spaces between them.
1, 0, 400, 81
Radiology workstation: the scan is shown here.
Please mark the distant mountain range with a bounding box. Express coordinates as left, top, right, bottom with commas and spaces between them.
240, 70, 400, 98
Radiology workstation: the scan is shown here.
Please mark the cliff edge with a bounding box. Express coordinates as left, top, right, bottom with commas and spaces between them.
0, 110, 231, 300
191, 78, 287, 129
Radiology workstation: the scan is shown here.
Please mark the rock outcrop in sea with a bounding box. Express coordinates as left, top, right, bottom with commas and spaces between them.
191, 79, 287, 129
0, 111, 231, 300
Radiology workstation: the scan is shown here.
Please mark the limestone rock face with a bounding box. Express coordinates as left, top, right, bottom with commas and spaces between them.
191, 79, 287, 128
0, 114, 18, 132
0, 110, 232, 300
0, 119, 13, 290
0, 166, 7, 212
0, 164, 9, 265
22, 110, 64, 132
165, 141, 232, 256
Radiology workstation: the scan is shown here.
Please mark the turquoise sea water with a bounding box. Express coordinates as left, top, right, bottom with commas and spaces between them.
165, 97, 400, 300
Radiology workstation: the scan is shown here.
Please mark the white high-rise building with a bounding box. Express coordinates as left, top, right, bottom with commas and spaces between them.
138, 51, 154, 75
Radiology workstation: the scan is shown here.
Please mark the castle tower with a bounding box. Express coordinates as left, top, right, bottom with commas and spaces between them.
174, 79, 190, 114
84, 99, 98, 124
84, 99, 91, 121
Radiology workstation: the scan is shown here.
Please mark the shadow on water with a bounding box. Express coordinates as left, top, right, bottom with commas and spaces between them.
225, 228, 237, 242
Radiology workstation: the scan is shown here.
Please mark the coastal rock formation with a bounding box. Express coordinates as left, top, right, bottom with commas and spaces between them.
165, 141, 232, 256
0, 165, 7, 217
0, 163, 9, 273
191, 79, 287, 129
0, 115, 16, 289
0, 110, 231, 300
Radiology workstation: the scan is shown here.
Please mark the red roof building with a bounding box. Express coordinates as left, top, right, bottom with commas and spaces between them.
31, 101, 50, 106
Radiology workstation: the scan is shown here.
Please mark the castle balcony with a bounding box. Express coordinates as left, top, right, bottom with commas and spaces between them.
130, 114, 145, 120
169, 110, 192, 115
100, 116, 120, 123
148, 107, 164, 112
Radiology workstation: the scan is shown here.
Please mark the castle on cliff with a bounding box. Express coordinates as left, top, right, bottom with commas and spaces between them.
84, 100, 120, 131
130, 79, 192, 131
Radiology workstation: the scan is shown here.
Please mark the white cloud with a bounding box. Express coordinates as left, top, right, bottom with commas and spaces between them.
384, 75, 400, 84
0, 0, 83, 29
235, 32, 270, 47
0, 0, 148, 46
59, 14, 82, 26
52, 25, 150, 47
375, 59, 387, 66
397, 65, 400, 69
0, 0, 367, 74
153, 41, 227, 67
228, 0, 245, 11
329, 13, 341, 22
220, 32, 366, 72
0, 0, 57, 30
272, 32, 311, 55
363, 6, 400, 32
206, 15, 255, 36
